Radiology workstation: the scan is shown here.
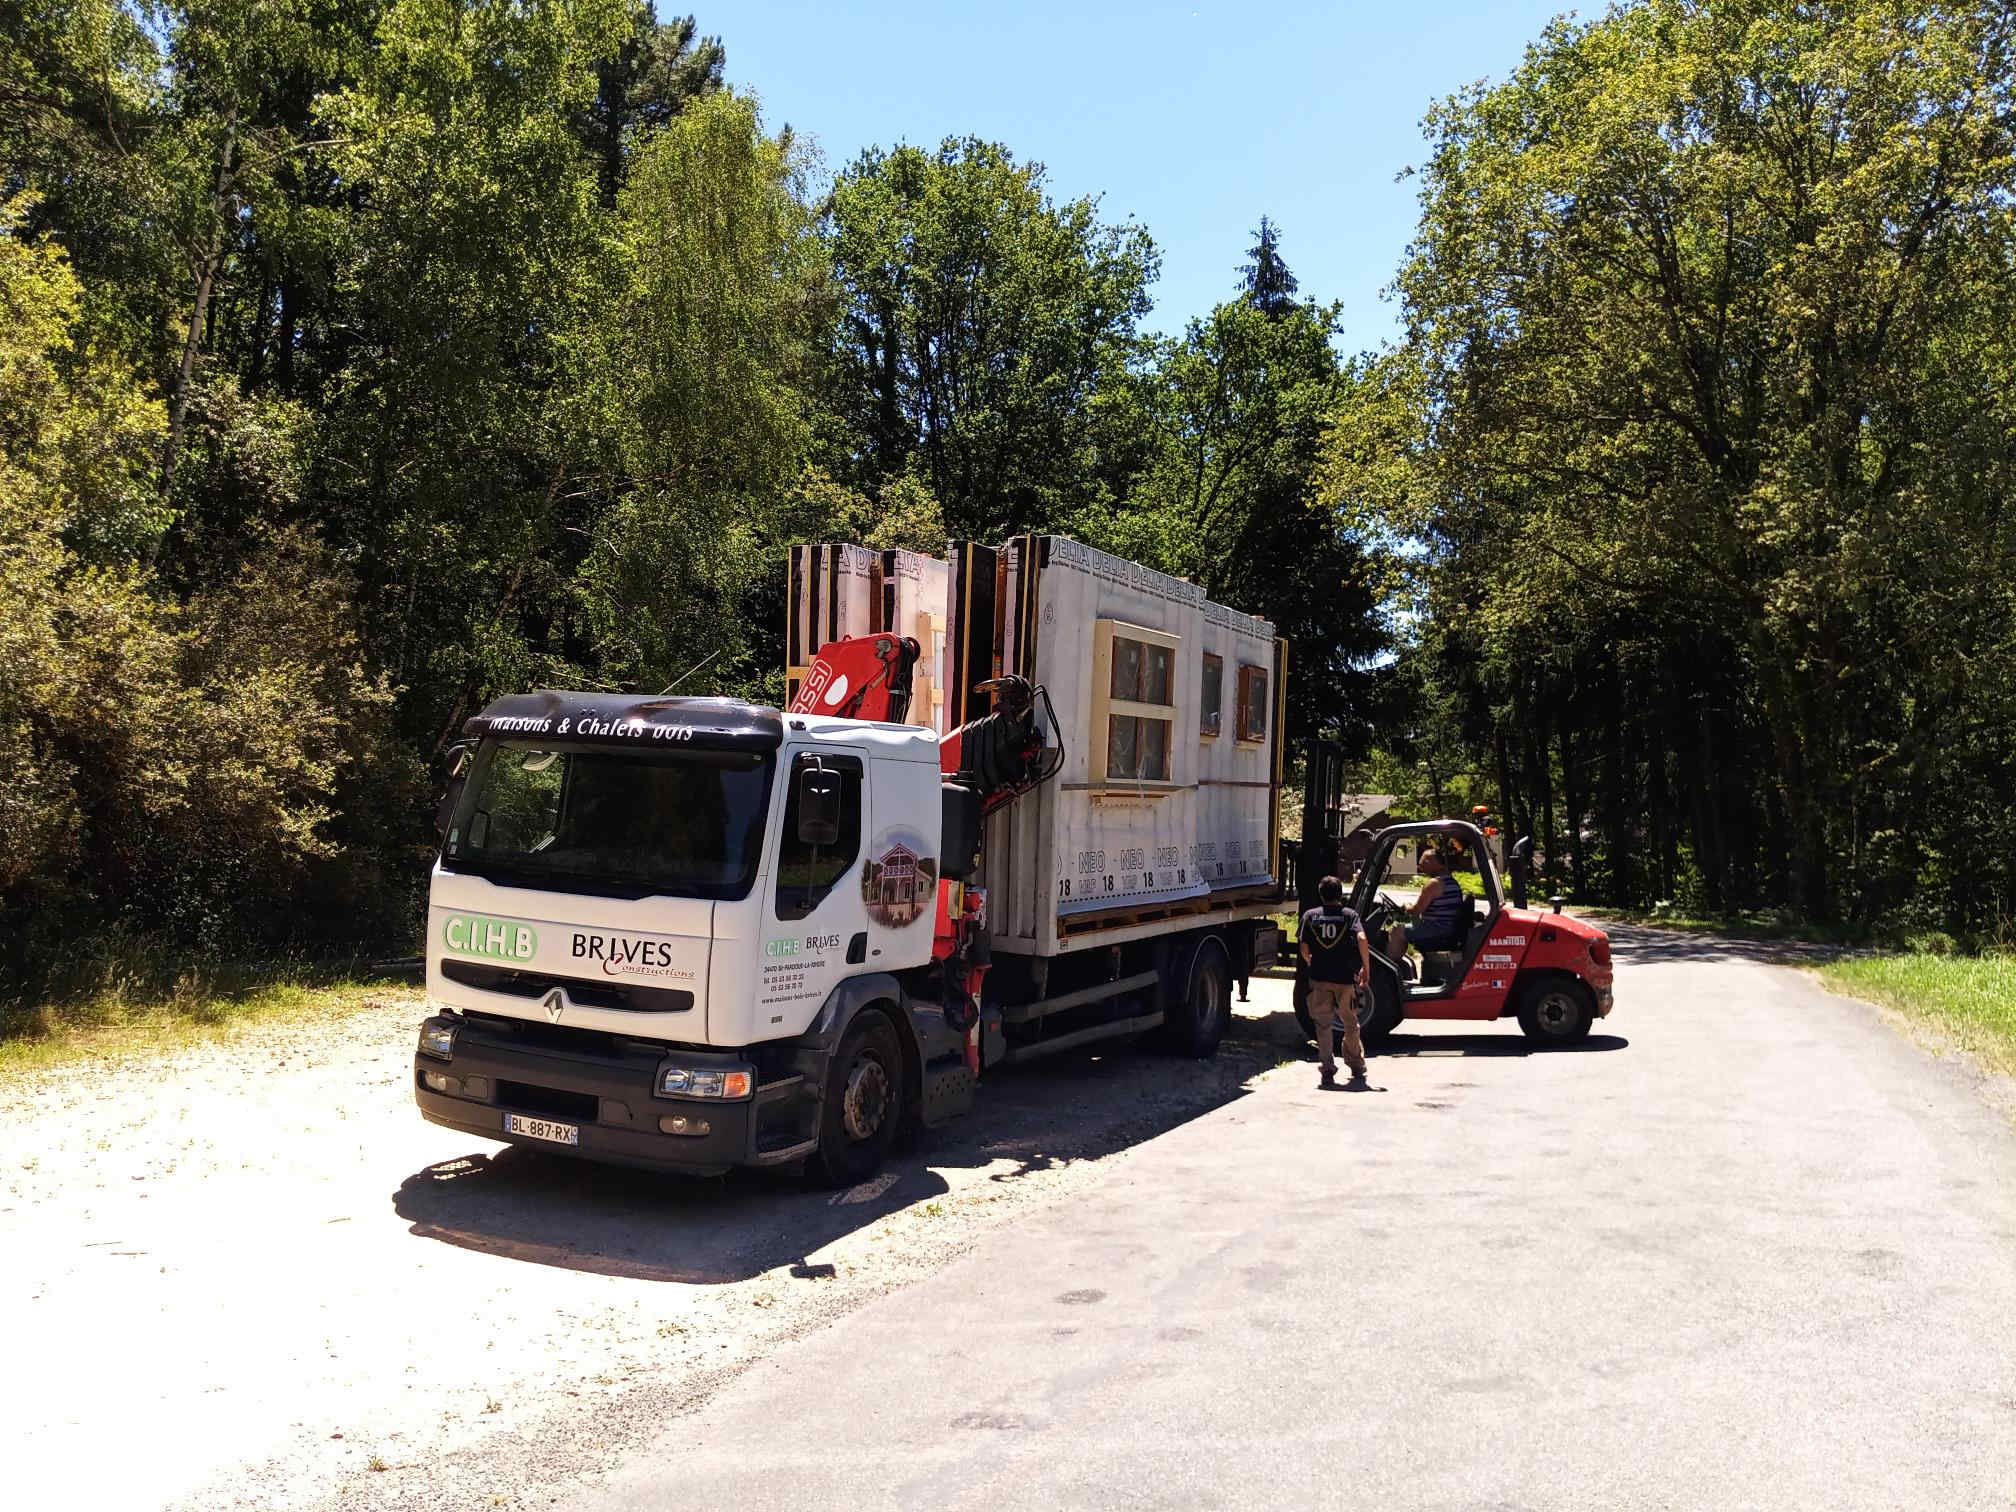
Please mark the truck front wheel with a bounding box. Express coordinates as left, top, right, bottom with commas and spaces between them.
808, 1009, 906, 1187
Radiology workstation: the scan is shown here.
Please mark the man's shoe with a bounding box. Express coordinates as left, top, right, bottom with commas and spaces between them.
1319, 1068, 1337, 1089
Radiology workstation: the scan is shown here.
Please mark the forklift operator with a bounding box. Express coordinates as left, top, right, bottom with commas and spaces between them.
1386, 849, 1468, 962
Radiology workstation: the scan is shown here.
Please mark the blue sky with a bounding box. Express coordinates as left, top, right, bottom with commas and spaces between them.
717, 1, 1571, 354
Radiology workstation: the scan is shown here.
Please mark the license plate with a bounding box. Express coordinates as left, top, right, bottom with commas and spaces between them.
503, 1113, 579, 1146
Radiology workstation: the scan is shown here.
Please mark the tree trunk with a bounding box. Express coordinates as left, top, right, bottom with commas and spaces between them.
1690, 709, 1725, 910
874, 301, 902, 474
1493, 722, 1518, 846
157, 108, 239, 547
245, 272, 273, 389
1533, 687, 1556, 887
1605, 676, 1634, 906
1561, 720, 1587, 900
1762, 658, 1827, 922
277, 276, 297, 392
1648, 712, 1674, 901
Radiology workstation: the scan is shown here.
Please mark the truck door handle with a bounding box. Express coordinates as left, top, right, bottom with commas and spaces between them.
847, 932, 867, 964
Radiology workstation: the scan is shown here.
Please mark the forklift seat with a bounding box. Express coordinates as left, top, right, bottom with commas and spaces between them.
1418, 895, 1492, 989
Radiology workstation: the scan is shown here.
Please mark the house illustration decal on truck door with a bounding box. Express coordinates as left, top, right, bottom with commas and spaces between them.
861, 827, 937, 927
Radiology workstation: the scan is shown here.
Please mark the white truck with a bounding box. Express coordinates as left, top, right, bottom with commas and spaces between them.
415, 535, 1288, 1183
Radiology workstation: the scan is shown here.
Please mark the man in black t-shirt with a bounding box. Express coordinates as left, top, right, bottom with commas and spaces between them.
1300, 875, 1372, 1087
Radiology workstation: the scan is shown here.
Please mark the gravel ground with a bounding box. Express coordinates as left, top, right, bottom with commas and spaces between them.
0, 981, 1305, 1512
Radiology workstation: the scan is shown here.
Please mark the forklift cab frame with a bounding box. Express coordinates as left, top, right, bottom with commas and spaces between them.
1352, 820, 1503, 1001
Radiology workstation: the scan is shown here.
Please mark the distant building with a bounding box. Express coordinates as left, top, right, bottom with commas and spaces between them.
1330, 795, 1398, 871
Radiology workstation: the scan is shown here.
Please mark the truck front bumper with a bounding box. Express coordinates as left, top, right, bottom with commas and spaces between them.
413, 1012, 815, 1175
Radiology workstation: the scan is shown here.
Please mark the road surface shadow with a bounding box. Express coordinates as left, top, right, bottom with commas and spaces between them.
1376, 1031, 1629, 1058
392, 1034, 1284, 1285
1243, 997, 1628, 1060
1595, 921, 1846, 966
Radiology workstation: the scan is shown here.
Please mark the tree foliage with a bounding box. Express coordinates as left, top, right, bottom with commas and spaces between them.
576, 8, 723, 206
0, 207, 410, 984
0, 0, 1394, 998
1330, 0, 2016, 933
1240, 216, 1299, 317
819, 138, 1158, 539
1077, 236, 1387, 750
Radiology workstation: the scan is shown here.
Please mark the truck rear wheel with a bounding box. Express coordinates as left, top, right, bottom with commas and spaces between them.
1169, 937, 1231, 1058
1516, 977, 1594, 1047
807, 1009, 905, 1187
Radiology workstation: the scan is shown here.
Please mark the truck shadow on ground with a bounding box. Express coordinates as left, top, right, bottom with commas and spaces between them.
391, 1030, 1294, 1286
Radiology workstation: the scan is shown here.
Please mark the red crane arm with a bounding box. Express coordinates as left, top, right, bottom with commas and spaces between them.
790, 636, 919, 723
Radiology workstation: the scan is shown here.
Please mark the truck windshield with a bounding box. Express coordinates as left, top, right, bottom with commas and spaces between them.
442, 741, 774, 899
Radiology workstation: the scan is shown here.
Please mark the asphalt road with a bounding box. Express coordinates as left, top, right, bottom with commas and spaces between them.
574, 927, 2016, 1512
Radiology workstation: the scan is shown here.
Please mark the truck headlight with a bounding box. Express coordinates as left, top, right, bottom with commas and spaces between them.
419, 1020, 457, 1061
657, 1063, 753, 1099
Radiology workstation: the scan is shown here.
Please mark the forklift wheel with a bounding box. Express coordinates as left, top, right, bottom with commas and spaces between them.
1516, 977, 1594, 1047
1294, 973, 1401, 1054
1360, 972, 1403, 1049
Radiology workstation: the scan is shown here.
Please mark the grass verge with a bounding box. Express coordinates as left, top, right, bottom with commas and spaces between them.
1818, 953, 2016, 1078
0, 962, 422, 1077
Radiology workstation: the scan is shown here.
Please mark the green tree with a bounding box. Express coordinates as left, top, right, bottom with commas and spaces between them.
0, 202, 409, 986
575, 5, 724, 207
1330, 0, 2016, 929
312, 0, 633, 745
1240, 216, 1298, 317
1081, 229, 1389, 751
820, 137, 1158, 540
570, 89, 823, 697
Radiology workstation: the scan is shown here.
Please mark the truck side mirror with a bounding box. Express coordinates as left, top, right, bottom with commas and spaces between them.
796, 760, 842, 847
940, 779, 983, 880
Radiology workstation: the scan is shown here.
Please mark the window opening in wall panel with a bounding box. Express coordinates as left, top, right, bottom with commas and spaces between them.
1093, 620, 1182, 787
1200, 652, 1223, 738
1106, 712, 1171, 781
1236, 663, 1269, 743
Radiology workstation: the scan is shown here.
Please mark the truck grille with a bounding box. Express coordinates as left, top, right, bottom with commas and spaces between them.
439, 959, 695, 1014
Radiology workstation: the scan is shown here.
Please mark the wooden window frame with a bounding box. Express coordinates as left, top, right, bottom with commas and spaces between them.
1235, 662, 1269, 745
1092, 619, 1182, 787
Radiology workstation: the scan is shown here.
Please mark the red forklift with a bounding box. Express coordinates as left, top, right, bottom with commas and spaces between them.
1293, 819, 1614, 1051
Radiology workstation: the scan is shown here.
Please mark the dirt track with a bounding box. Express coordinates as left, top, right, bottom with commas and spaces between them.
0, 984, 1302, 1511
